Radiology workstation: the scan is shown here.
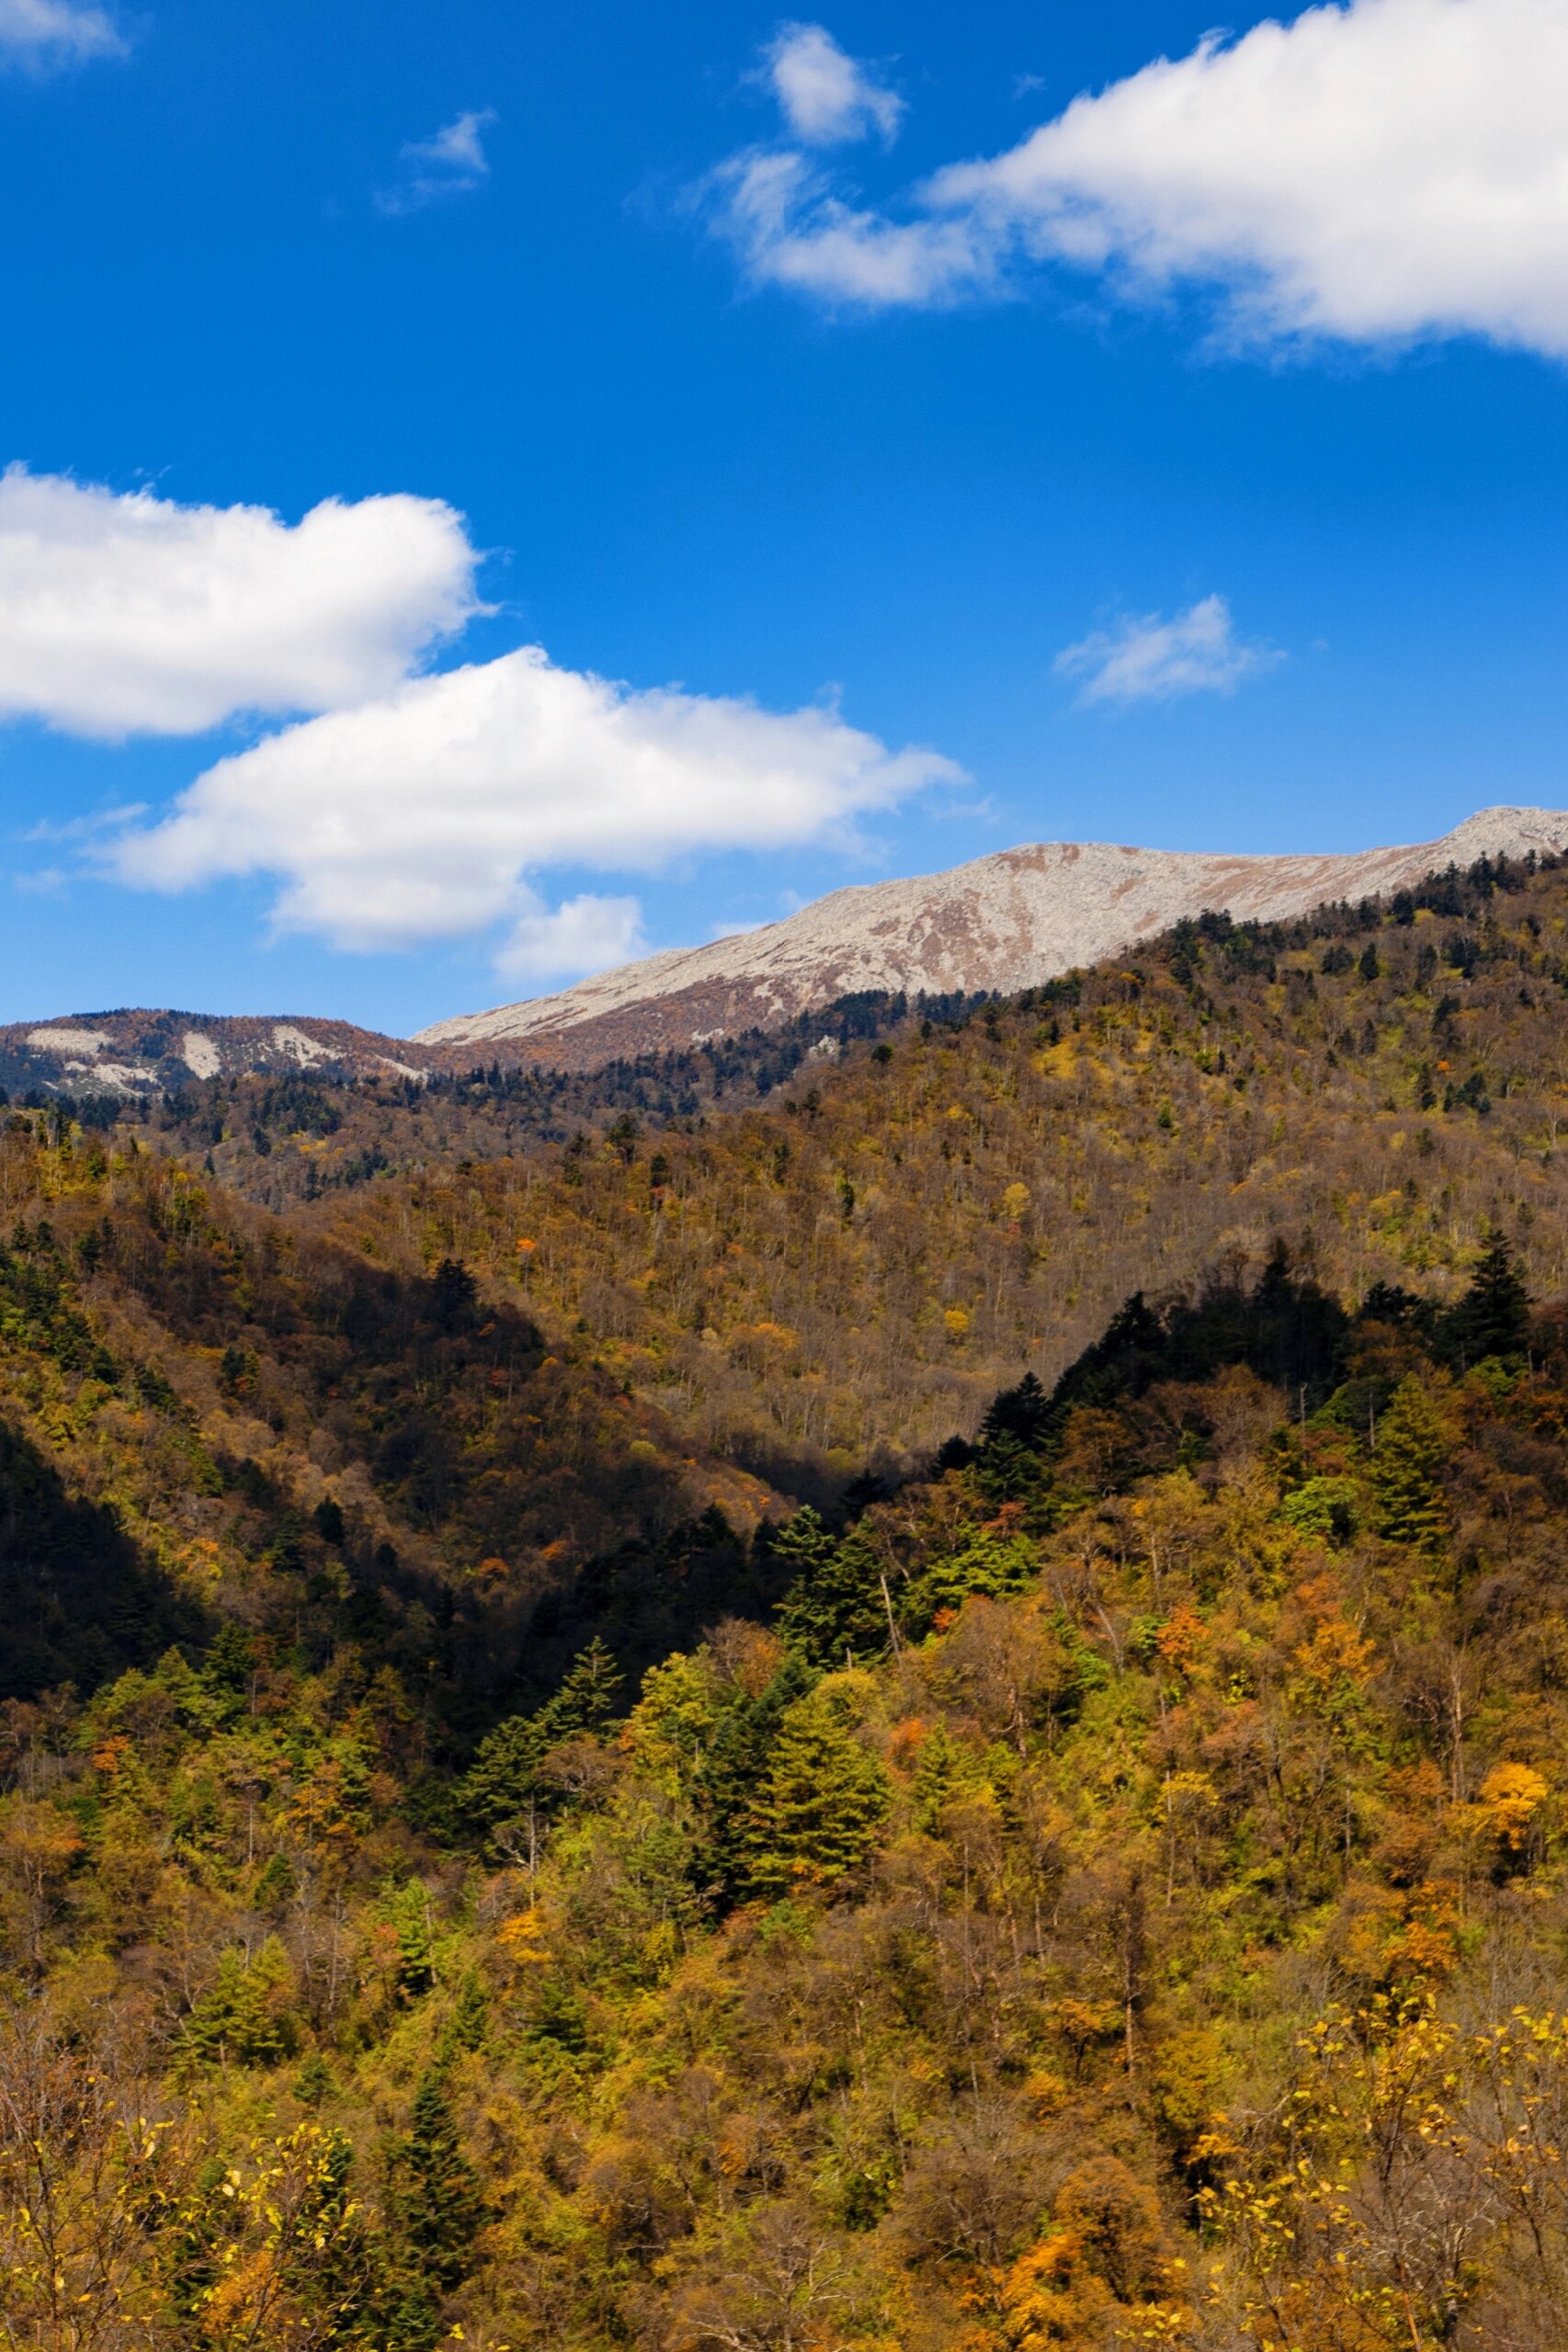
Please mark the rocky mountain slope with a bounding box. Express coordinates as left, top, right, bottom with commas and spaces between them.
415, 804, 1568, 1066
0, 1007, 441, 1100
10, 809, 1568, 1098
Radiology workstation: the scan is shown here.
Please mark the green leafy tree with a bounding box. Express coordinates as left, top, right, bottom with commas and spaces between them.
1367, 1374, 1450, 1551
742, 1685, 891, 1895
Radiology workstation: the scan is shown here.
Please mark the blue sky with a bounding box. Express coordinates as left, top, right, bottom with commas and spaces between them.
4, 0, 1568, 1034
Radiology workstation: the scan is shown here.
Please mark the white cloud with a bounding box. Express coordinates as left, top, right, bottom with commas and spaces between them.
0, 0, 123, 68
0, 469, 482, 737
377, 108, 497, 216
763, 22, 902, 146
498, 892, 648, 981
1055, 596, 1280, 705
708, 148, 994, 306
708, 0, 1568, 359
106, 644, 960, 954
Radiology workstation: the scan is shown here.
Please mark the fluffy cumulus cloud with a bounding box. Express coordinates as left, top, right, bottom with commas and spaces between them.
709, 0, 1568, 358
0, 469, 482, 736
1055, 596, 1280, 705
497, 892, 649, 982
763, 22, 902, 146
107, 646, 960, 954
377, 109, 497, 215
0, 0, 123, 67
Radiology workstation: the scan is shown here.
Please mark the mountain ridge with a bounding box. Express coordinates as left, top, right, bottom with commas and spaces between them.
6, 806, 1566, 1095
414, 802, 1568, 1066
0, 1007, 444, 1102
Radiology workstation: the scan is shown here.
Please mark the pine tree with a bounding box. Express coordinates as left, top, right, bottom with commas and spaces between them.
978, 1370, 1053, 1449
380, 1878, 435, 2002
549, 1636, 625, 1738
460, 1639, 625, 1844
742, 1686, 891, 1895
776, 1522, 889, 1666
694, 1648, 816, 1902
1444, 1232, 1530, 1364
900, 1525, 1037, 1635
765, 1505, 836, 1585
1367, 1374, 1449, 1551
383, 2065, 486, 2296
178, 1937, 297, 2069
910, 1720, 987, 1833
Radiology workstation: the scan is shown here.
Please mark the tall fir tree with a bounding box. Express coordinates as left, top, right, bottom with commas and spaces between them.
776, 1522, 889, 1666
1367, 1374, 1450, 1551
1444, 1232, 1531, 1364
459, 1638, 625, 1845
977, 1370, 1053, 1449
741, 1685, 891, 1895
383, 2064, 486, 2297
693, 1648, 816, 1903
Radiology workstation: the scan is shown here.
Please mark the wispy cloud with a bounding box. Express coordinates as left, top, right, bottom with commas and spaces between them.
1055, 596, 1281, 706
0, 0, 125, 70
699, 1, 1568, 362
376, 108, 497, 218
761, 22, 902, 147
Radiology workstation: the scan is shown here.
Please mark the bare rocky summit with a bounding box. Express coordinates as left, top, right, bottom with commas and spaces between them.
415, 805, 1568, 1069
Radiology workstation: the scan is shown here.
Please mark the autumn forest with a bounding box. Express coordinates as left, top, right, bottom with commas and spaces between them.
9, 851, 1568, 2349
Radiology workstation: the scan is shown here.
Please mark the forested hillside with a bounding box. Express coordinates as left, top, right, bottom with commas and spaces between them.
8, 1226, 1568, 2349
9, 849, 1568, 2350
303, 848, 1568, 1483
0, 1119, 776, 1710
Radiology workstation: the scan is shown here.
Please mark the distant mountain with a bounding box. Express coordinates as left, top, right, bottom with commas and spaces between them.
415, 805, 1568, 1068
10, 808, 1568, 1097
0, 1009, 440, 1101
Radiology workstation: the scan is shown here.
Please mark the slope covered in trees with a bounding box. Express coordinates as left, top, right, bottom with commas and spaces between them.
8, 1236, 1568, 2349
9, 850, 1568, 2350
276, 847, 1568, 1484
0, 1117, 777, 1710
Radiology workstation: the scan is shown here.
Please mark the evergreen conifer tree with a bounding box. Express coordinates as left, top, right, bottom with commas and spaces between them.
384, 2065, 486, 2296
460, 1638, 625, 1845
1368, 1374, 1450, 1551
693, 1648, 816, 1902
776, 1522, 889, 1666
178, 1937, 297, 2069
978, 1370, 1053, 1449
910, 1720, 986, 1833
1443, 1232, 1530, 1364
765, 1505, 836, 1584
380, 1879, 435, 2002
742, 1686, 891, 1894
